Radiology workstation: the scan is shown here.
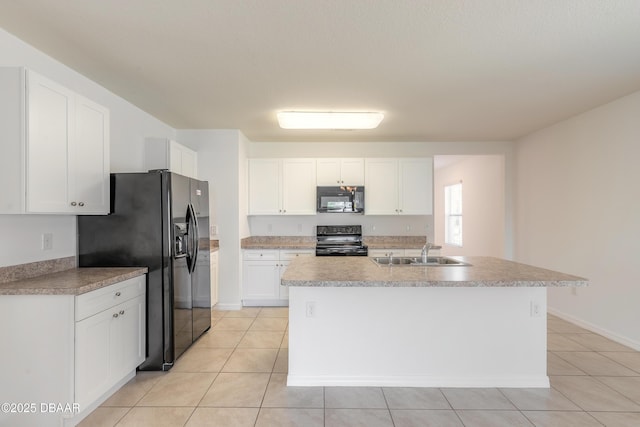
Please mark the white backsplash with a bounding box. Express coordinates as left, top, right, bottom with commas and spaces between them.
248, 214, 434, 241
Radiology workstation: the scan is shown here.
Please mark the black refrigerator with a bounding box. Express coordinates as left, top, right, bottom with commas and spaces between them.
77, 171, 211, 371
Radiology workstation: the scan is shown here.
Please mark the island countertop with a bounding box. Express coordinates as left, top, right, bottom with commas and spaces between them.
281, 256, 587, 287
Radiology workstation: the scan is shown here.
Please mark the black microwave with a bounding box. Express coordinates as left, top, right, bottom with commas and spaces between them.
317, 186, 364, 213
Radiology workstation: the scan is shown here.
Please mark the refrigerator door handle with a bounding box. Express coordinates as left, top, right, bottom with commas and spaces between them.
186, 203, 199, 274
190, 203, 199, 273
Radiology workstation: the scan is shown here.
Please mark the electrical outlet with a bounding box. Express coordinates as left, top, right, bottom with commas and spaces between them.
42, 233, 53, 251
267, 224, 273, 233
530, 301, 542, 317
406, 225, 411, 231
297, 224, 302, 232
571, 287, 577, 296
306, 301, 316, 318
210, 224, 218, 236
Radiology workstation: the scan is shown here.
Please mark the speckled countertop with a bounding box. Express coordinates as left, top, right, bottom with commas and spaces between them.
240, 236, 440, 250
0, 267, 148, 296
241, 236, 316, 249
281, 256, 587, 288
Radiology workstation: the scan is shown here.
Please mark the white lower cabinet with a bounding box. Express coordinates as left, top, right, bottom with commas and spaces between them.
210, 251, 219, 306
0, 274, 146, 427
242, 249, 314, 306
75, 288, 145, 411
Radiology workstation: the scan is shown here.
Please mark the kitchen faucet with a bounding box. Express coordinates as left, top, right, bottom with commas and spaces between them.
421, 240, 433, 263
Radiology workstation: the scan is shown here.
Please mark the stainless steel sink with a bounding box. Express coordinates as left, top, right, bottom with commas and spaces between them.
371, 256, 469, 267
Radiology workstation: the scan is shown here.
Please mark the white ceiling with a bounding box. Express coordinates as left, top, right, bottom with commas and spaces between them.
2, 1, 640, 142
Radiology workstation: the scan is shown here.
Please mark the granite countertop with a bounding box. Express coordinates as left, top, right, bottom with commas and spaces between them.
241, 236, 316, 249
240, 235, 441, 250
281, 256, 588, 288
0, 267, 148, 296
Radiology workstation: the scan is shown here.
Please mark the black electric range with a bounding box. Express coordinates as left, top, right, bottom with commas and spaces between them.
315, 225, 368, 256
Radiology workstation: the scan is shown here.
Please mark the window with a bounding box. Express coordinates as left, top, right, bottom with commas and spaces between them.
445, 182, 462, 246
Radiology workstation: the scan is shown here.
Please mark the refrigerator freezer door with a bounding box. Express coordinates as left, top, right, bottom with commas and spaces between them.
191, 178, 211, 341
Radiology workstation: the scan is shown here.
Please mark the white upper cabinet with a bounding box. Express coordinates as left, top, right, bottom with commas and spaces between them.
365, 158, 433, 215
364, 158, 399, 214
282, 159, 317, 214
0, 67, 110, 214
316, 158, 365, 186
145, 138, 198, 179
248, 158, 316, 215
248, 159, 281, 215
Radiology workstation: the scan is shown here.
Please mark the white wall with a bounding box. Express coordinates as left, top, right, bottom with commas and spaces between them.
0, 27, 174, 267
434, 155, 506, 257
177, 130, 248, 309
515, 90, 640, 349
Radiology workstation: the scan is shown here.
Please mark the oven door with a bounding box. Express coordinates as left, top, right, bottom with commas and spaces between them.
315, 246, 369, 256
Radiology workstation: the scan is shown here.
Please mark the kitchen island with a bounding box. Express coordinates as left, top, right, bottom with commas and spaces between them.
281, 256, 587, 388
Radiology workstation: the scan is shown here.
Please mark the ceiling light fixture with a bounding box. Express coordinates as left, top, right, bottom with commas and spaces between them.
277, 111, 384, 130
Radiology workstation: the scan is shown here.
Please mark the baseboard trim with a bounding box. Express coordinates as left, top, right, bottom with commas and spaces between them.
214, 303, 243, 310
548, 307, 640, 351
287, 374, 550, 388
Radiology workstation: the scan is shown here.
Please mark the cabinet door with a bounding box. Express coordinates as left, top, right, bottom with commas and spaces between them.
26, 71, 74, 213
169, 140, 183, 175
316, 158, 341, 185
279, 261, 290, 299
340, 158, 365, 185
181, 148, 198, 179
248, 159, 281, 214
365, 159, 399, 215
399, 158, 433, 215
73, 95, 110, 214
282, 159, 316, 215
243, 260, 280, 300
111, 295, 145, 382
210, 252, 218, 306
75, 307, 113, 410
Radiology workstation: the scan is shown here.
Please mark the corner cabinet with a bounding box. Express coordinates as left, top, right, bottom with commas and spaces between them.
0, 67, 110, 214
248, 159, 317, 215
365, 158, 433, 215
145, 138, 198, 179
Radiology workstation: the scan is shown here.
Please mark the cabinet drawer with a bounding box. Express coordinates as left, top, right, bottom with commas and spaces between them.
243, 250, 279, 261
76, 275, 145, 321
280, 250, 315, 261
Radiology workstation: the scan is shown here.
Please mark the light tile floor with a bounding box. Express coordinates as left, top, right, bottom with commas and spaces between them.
79, 309, 640, 427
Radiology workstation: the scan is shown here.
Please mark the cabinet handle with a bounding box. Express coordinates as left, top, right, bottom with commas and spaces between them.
70, 202, 77, 206
337, 180, 340, 183
113, 313, 119, 318
283, 209, 286, 213
79, 202, 85, 207
115, 292, 121, 297
399, 209, 403, 213
119, 310, 125, 315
